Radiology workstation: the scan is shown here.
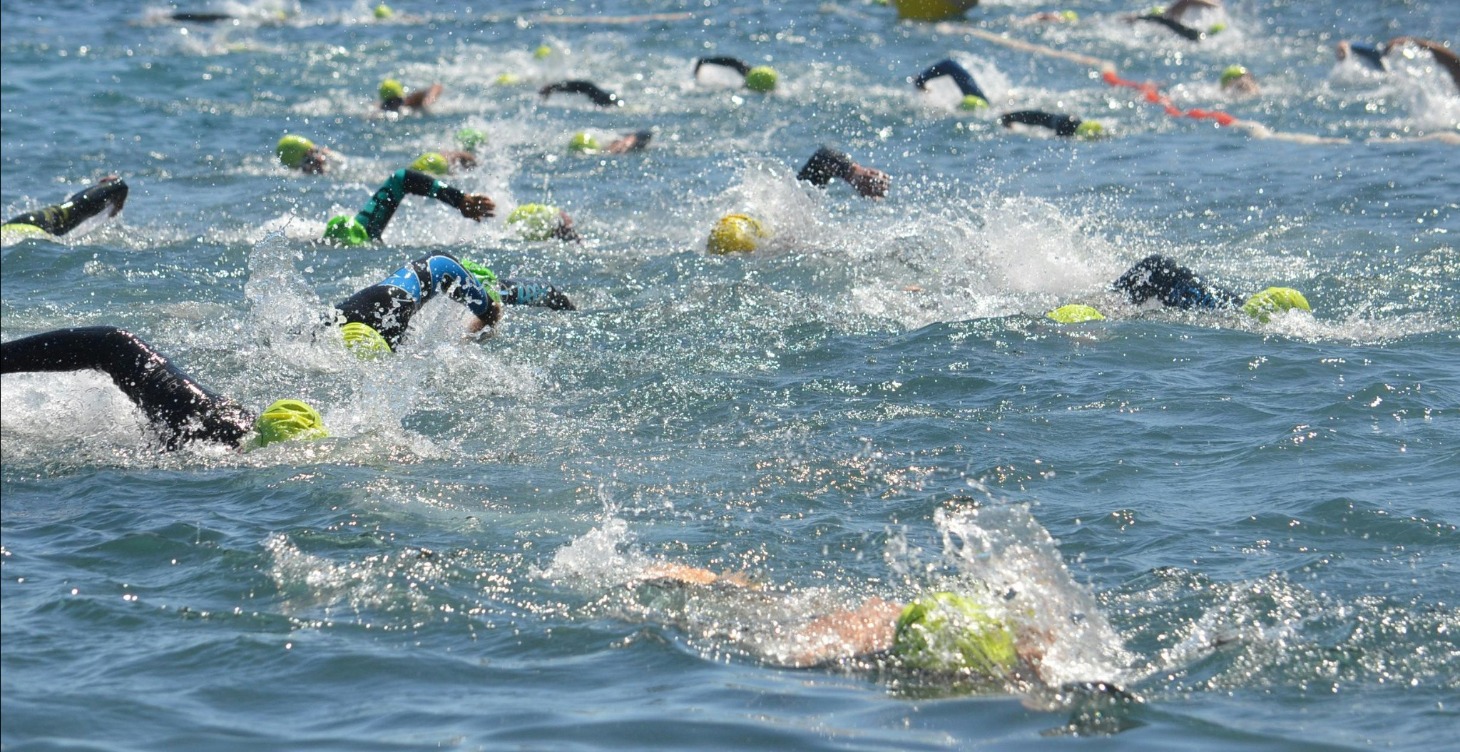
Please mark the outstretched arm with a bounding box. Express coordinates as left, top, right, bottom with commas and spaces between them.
539, 80, 621, 107
355, 169, 493, 239
777, 597, 903, 668
694, 56, 752, 77
797, 146, 889, 198
1387, 37, 1460, 91
912, 59, 989, 101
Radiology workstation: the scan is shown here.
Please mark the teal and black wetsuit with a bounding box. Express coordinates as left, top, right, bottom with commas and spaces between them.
355, 169, 467, 242
1, 326, 253, 449
2, 179, 129, 237
1112, 254, 1243, 310
334, 252, 500, 351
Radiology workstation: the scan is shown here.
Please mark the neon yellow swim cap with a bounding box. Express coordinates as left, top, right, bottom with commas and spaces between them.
410, 152, 449, 176
745, 66, 778, 93
569, 131, 600, 153
456, 127, 487, 152
251, 399, 328, 449
1075, 120, 1105, 140
1060, 10, 1079, 22
706, 213, 768, 255
276, 135, 316, 168
373, 3, 394, 19
1208, 23, 1227, 35
892, 592, 1019, 676
1242, 287, 1310, 322
1220, 65, 1248, 87
959, 94, 989, 111
379, 78, 405, 102
459, 259, 503, 306
1046, 304, 1106, 323
507, 204, 562, 241
339, 322, 391, 358
534, 44, 552, 59
496, 72, 522, 86
1, 223, 49, 238
324, 215, 369, 246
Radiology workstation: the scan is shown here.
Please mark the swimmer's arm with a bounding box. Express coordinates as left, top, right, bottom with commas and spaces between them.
1387, 37, 1460, 90
404, 83, 443, 109
694, 56, 752, 77
1163, 0, 1219, 21
397, 169, 495, 219
777, 597, 903, 668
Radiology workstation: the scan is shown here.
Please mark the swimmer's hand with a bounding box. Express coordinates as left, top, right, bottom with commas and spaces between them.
847, 164, 890, 199
460, 194, 495, 220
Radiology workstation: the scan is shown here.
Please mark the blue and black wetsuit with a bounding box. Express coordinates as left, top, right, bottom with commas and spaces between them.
356, 169, 468, 241
2, 179, 129, 237
334, 252, 501, 351
999, 110, 1084, 137
913, 59, 990, 102
1112, 254, 1243, 310
0, 326, 253, 449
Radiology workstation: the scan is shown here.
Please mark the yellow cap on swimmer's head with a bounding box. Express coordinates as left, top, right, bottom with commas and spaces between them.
324, 215, 369, 246
959, 94, 989, 111
251, 399, 328, 449
1046, 304, 1106, 323
1075, 120, 1105, 140
892, 592, 1019, 677
507, 204, 562, 241
339, 322, 391, 359
409, 152, 449, 176
745, 66, 779, 93
276, 135, 316, 168
706, 213, 768, 254
1220, 65, 1248, 87
379, 78, 405, 102
1242, 287, 1310, 322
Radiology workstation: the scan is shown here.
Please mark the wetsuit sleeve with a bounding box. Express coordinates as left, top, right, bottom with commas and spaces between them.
695, 56, 752, 76
539, 80, 620, 107
2, 180, 129, 237
913, 59, 989, 101
999, 110, 1082, 137
1, 326, 254, 449
354, 169, 466, 240
1136, 14, 1203, 41
1112, 254, 1243, 310
499, 278, 577, 311
420, 254, 497, 320
797, 147, 855, 187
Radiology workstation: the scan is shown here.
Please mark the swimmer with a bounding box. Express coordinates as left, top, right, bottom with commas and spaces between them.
2, 176, 128, 238
1, 326, 325, 451
276, 135, 333, 174
1219, 65, 1259, 96
322, 169, 494, 247
379, 78, 443, 113
568, 130, 653, 155
1337, 37, 1460, 92
408, 150, 478, 176
912, 58, 991, 108
506, 204, 582, 243
999, 111, 1105, 139
1049, 253, 1310, 322
331, 253, 575, 356
692, 57, 779, 92
539, 80, 622, 107
797, 146, 890, 198
1126, 0, 1222, 42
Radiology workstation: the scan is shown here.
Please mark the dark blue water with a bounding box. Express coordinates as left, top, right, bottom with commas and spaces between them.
3, 1, 1457, 749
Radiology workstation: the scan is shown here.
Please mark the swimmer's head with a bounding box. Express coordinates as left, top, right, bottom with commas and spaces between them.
959, 94, 989, 111
1207, 23, 1227, 35
410, 152, 450, 176
373, 3, 393, 19
495, 72, 523, 86
1060, 10, 1079, 22
250, 399, 329, 449
569, 131, 601, 154
892, 592, 1020, 676
378, 78, 405, 103
339, 322, 391, 359
1074, 120, 1106, 140
459, 259, 504, 306
1242, 287, 1310, 322
276, 135, 316, 169
456, 127, 487, 152
1046, 304, 1106, 323
706, 213, 769, 255
507, 204, 563, 241
324, 215, 369, 246
534, 44, 552, 59
745, 66, 779, 93
1220, 65, 1248, 88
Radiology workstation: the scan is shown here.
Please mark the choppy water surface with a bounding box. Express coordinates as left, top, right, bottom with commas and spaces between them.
3, 1, 1457, 749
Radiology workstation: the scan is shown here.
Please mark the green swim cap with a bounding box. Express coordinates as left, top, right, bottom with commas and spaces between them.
1242, 287, 1311, 322
456, 127, 487, 152
706, 213, 769, 255
1046, 304, 1106, 323
892, 592, 1019, 676
410, 152, 450, 176
534, 44, 552, 59
276, 135, 316, 168
959, 94, 989, 111
324, 215, 369, 247
379, 78, 405, 102
495, 72, 523, 86
1207, 23, 1227, 35
0, 223, 49, 238
459, 259, 503, 306
745, 66, 778, 93
251, 399, 328, 449
373, 3, 393, 19
569, 131, 600, 154
1060, 10, 1079, 22
339, 322, 391, 358
1074, 120, 1105, 140
507, 204, 562, 241
1220, 65, 1248, 87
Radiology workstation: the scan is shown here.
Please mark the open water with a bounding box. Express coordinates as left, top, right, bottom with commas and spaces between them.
2, 1, 1457, 749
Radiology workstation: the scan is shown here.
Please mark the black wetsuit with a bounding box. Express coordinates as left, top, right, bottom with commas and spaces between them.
3, 179, 129, 237
1135, 14, 1203, 41
1112, 254, 1243, 310
539, 80, 621, 107
694, 56, 752, 77
797, 147, 856, 187
999, 110, 1083, 137
913, 59, 990, 102
1, 327, 253, 450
